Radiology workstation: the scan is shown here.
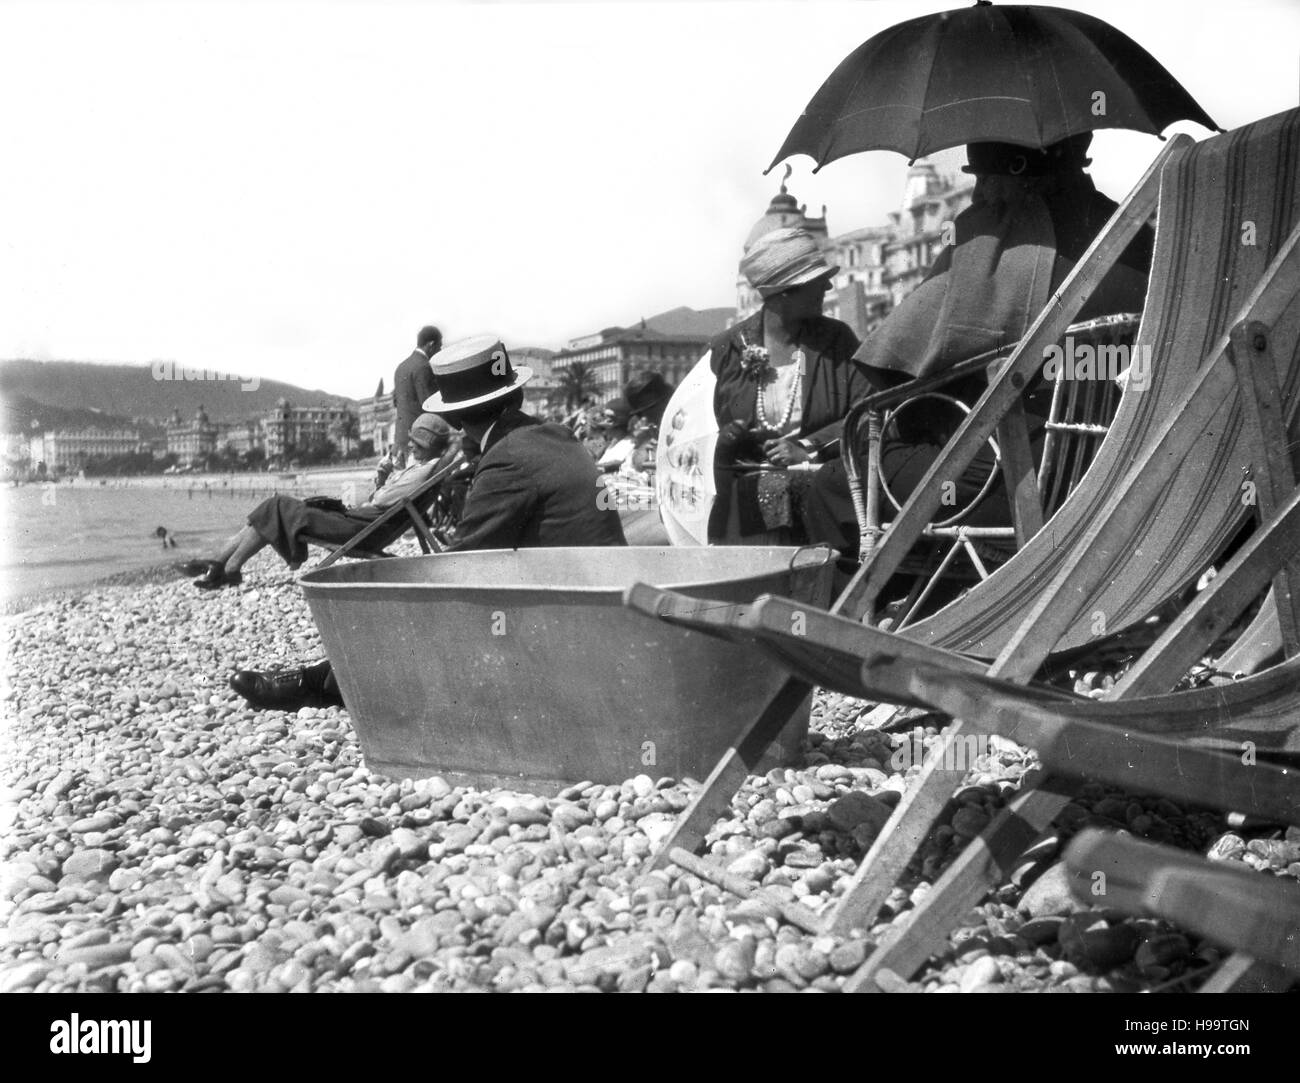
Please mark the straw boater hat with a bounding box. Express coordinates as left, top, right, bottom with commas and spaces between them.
422, 335, 534, 412
740, 226, 839, 299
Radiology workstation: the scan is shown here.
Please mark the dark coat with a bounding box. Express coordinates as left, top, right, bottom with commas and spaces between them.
392, 349, 438, 450
709, 311, 866, 450
707, 311, 864, 541
856, 173, 1152, 382
449, 408, 627, 551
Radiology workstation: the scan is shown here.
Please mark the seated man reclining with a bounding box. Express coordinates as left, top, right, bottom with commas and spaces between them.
180, 414, 458, 590
229, 335, 627, 710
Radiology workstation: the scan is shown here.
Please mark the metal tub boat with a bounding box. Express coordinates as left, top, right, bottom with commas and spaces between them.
300, 546, 835, 789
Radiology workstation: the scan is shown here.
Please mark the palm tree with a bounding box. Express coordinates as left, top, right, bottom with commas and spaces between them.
556, 360, 602, 410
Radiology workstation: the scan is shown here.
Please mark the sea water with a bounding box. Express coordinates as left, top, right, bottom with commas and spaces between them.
0, 471, 372, 604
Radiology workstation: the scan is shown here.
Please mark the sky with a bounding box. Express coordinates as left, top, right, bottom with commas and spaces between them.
1, 0, 1297, 400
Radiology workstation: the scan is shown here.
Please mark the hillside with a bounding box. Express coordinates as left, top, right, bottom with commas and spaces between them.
0, 360, 357, 433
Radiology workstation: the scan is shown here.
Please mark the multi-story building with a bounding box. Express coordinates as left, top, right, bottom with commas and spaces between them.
30, 426, 143, 474
358, 378, 396, 458
511, 347, 560, 416
214, 420, 261, 458
552, 307, 734, 405
881, 161, 975, 306
165, 406, 219, 466
262, 399, 358, 463
734, 161, 974, 339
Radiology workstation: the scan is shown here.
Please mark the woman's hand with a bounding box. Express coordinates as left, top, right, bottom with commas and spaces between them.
763, 437, 812, 466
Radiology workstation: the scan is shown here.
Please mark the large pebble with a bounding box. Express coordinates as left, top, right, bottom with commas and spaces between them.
826, 792, 892, 833
1017, 863, 1087, 919
1058, 915, 1138, 970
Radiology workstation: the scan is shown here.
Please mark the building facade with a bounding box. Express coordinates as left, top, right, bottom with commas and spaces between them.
551, 307, 733, 406
165, 407, 219, 466
30, 427, 143, 473
358, 378, 395, 458
262, 399, 358, 462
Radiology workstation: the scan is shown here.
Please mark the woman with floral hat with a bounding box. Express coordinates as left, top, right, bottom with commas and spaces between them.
706, 225, 868, 543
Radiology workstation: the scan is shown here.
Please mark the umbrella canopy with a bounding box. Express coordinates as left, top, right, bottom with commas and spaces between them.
770, 2, 1218, 170
656, 352, 718, 546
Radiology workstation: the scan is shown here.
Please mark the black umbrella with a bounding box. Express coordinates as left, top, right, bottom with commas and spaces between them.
770, 1, 1219, 170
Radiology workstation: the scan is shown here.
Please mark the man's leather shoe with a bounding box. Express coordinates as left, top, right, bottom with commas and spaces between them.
175, 559, 217, 577
229, 665, 343, 711
196, 565, 243, 590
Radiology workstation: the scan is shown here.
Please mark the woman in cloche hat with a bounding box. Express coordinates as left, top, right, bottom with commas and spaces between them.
706, 225, 869, 543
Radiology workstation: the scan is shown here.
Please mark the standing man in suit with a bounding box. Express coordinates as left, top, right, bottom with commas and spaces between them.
392, 326, 442, 465
228, 336, 626, 711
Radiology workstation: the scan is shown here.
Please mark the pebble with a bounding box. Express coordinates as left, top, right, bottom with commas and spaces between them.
1017, 863, 1087, 919
1058, 915, 1139, 970
0, 574, 1252, 994
959, 956, 1003, 992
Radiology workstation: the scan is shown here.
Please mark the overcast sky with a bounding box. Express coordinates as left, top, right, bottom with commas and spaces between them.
2, 0, 1296, 399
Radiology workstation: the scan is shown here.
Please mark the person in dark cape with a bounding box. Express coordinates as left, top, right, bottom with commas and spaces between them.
801, 133, 1153, 555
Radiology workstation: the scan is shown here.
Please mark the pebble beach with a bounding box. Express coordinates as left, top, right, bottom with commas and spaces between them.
2, 546, 1297, 994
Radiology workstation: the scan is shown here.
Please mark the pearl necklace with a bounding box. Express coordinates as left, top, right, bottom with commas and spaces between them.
755, 349, 804, 432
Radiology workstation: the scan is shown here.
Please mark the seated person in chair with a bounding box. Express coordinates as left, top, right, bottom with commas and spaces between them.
181, 414, 456, 590
801, 134, 1153, 556
229, 336, 627, 710
708, 226, 869, 544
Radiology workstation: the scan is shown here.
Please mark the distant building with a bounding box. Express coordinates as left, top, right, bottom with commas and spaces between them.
1, 433, 32, 480
165, 406, 219, 466
215, 420, 261, 457
30, 426, 142, 474
735, 162, 974, 339
510, 347, 560, 416
358, 378, 395, 458
262, 398, 357, 463
881, 161, 975, 307
552, 306, 733, 405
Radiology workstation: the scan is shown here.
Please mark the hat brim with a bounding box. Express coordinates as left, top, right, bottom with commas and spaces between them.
628, 390, 672, 415
422, 367, 534, 413
757, 265, 840, 299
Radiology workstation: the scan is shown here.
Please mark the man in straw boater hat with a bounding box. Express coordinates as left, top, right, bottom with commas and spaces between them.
229, 335, 626, 712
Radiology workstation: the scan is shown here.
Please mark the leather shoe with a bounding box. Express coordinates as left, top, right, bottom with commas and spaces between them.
195, 565, 242, 590
175, 559, 217, 577
230, 664, 343, 711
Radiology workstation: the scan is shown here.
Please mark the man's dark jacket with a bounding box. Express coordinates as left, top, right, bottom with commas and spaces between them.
393, 349, 438, 451
449, 408, 627, 551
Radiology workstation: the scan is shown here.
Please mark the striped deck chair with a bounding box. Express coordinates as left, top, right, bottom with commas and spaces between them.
836, 481, 1300, 993
622, 108, 1300, 967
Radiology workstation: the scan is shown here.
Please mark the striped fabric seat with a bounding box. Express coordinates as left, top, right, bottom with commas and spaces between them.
907, 107, 1300, 657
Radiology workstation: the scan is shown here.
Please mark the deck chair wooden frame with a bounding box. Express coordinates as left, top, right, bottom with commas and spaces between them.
1064, 831, 1300, 980
844, 313, 1138, 621
840, 443, 1300, 993
310, 453, 466, 570
623, 110, 1300, 992
623, 132, 1190, 877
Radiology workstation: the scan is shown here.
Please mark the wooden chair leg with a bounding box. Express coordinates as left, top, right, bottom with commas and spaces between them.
1199, 954, 1294, 993
1227, 317, 1300, 657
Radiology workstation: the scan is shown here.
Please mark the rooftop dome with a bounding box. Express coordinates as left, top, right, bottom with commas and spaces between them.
744, 165, 812, 251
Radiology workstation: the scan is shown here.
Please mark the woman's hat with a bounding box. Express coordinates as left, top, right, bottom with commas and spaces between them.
740, 226, 838, 299
408, 412, 452, 449
422, 335, 534, 412
598, 398, 632, 428
624, 371, 672, 416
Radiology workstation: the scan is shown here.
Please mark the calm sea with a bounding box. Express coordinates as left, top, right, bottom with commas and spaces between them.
0, 471, 373, 605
